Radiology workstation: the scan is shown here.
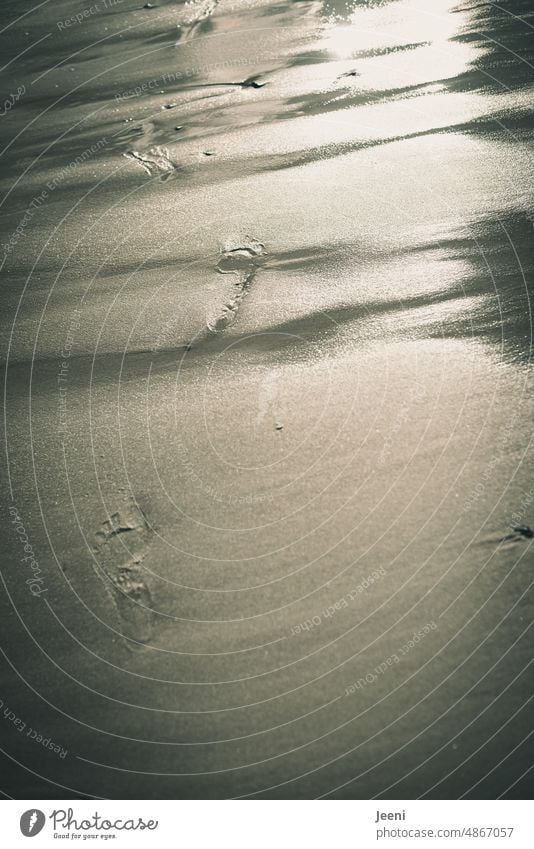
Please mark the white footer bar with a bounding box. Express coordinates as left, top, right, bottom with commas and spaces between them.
2, 800, 530, 848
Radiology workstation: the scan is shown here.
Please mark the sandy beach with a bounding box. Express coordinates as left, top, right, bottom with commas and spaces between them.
1, 0, 533, 799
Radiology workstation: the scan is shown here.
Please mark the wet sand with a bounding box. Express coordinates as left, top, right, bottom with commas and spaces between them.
1, 0, 533, 798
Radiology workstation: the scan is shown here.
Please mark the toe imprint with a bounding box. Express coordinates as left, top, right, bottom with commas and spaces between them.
93, 501, 155, 649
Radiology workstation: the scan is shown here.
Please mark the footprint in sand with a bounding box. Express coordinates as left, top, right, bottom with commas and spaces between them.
206, 237, 266, 333
123, 145, 176, 179
93, 501, 155, 649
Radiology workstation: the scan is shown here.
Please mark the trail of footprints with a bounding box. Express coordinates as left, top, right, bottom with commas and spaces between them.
93, 501, 155, 649
92, 242, 267, 647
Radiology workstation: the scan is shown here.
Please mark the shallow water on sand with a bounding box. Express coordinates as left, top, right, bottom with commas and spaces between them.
1, 0, 533, 798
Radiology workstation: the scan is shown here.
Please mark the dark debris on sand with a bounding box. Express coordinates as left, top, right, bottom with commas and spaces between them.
500, 525, 534, 543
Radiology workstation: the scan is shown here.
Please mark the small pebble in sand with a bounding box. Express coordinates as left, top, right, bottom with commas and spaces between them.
203, 151, 215, 156
163, 103, 175, 110
174, 126, 184, 131
240, 76, 266, 89
500, 524, 534, 543
144, 2, 157, 7
275, 423, 283, 431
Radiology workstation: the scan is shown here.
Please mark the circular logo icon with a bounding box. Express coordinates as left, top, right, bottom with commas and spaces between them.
20, 810, 45, 837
